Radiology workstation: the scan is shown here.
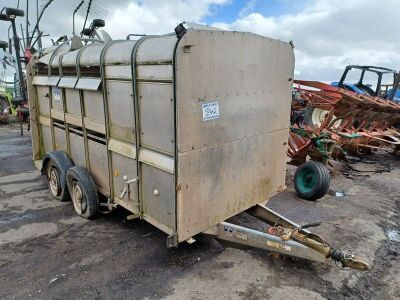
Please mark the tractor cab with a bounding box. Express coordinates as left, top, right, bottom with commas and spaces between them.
331, 65, 400, 102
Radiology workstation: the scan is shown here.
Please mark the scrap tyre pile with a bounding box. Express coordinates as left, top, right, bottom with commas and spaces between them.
294, 161, 330, 201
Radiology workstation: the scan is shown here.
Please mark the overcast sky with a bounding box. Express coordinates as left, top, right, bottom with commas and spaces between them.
0, 0, 399, 82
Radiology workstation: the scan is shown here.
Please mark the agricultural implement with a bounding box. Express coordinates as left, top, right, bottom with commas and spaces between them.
288, 72, 400, 162
27, 22, 369, 271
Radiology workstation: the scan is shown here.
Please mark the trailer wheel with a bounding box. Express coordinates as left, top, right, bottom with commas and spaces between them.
45, 161, 70, 202
66, 166, 99, 220
294, 161, 330, 201
42, 151, 73, 202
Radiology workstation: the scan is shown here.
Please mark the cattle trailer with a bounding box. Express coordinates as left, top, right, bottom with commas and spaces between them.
27, 23, 368, 270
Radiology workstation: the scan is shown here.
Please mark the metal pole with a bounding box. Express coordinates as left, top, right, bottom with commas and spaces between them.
388, 73, 400, 101
20, 24, 26, 49
26, 0, 29, 47
81, 0, 92, 37
10, 19, 26, 137
10, 19, 27, 102
36, 0, 42, 51
73, 1, 85, 35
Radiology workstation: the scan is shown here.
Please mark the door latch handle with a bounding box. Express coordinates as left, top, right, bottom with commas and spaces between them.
119, 175, 139, 198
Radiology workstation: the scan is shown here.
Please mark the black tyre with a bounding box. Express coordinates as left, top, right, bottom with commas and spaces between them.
294, 161, 330, 201
92, 18, 105, 28
355, 145, 371, 156
5, 8, 25, 17
0, 41, 8, 50
297, 116, 305, 129
45, 160, 70, 202
303, 106, 316, 128
66, 166, 99, 220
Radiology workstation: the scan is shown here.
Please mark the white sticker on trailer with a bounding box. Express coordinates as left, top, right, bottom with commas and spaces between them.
53, 87, 62, 101
202, 102, 219, 121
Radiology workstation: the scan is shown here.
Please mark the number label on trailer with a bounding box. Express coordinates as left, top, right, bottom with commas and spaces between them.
202, 102, 219, 121
53, 87, 62, 101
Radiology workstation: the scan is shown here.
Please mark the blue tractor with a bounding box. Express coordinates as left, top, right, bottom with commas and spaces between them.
331, 65, 400, 103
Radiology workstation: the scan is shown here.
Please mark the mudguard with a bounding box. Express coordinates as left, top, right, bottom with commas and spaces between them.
41, 151, 74, 190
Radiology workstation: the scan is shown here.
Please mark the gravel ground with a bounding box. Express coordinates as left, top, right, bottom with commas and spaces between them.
0, 123, 399, 299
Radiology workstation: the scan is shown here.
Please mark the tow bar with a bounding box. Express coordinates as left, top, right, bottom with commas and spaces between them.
206, 204, 370, 271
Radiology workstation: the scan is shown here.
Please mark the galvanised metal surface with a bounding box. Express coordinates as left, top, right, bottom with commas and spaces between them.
136, 35, 176, 63
51, 86, 64, 111
110, 149, 138, 213
104, 40, 137, 65
53, 124, 68, 152
138, 82, 175, 154
82, 90, 104, 122
175, 30, 294, 241
64, 88, 81, 115
79, 43, 105, 66
68, 129, 86, 168
87, 137, 109, 195
41, 125, 53, 154
61, 49, 79, 67
49, 44, 71, 69
36, 86, 50, 117
106, 80, 135, 142
102, 40, 138, 209
28, 27, 294, 243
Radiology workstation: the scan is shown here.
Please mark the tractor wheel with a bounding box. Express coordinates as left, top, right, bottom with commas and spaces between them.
294, 161, 330, 201
297, 116, 305, 129
303, 106, 341, 129
66, 166, 99, 220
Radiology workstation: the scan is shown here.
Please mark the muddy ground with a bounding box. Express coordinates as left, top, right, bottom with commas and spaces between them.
0, 123, 399, 300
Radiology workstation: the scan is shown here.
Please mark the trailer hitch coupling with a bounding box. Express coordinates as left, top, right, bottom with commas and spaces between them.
210, 204, 370, 271
269, 224, 370, 271
330, 249, 370, 271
